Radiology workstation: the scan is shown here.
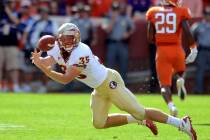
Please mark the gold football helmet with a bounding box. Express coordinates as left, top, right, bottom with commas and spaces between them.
57, 23, 81, 52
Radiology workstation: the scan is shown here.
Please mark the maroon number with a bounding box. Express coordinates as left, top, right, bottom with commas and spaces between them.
76, 56, 90, 79
85, 56, 89, 63
79, 56, 90, 65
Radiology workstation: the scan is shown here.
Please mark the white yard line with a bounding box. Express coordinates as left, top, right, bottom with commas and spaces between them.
0, 123, 34, 131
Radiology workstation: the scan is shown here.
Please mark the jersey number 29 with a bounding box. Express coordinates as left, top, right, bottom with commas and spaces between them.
155, 12, 177, 34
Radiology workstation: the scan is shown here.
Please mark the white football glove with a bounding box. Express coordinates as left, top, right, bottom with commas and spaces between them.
186, 47, 198, 64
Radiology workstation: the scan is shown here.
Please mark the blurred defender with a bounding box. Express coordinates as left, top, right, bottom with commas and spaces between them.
146, 0, 198, 116
31, 23, 197, 139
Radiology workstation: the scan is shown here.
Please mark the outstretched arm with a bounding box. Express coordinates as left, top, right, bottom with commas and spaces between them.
31, 50, 81, 84
42, 65, 81, 85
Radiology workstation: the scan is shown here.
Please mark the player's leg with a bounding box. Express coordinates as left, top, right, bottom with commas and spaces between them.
104, 112, 158, 136
176, 72, 187, 100
107, 70, 157, 135
91, 90, 142, 129
174, 50, 187, 100
108, 70, 196, 139
110, 81, 196, 139
105, 113, 157, 136
111, 88, 197, 139
110, 85, 196, 139
90, 90, 111, 129
156, 58, 177, 116
107, 69, 196, 139
144, 108, 197, 140
92, 69, 157, 135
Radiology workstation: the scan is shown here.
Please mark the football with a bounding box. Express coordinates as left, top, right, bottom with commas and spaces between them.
37, 35, 56, 52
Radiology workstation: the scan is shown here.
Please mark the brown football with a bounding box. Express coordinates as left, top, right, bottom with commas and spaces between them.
37, 35, 56, 52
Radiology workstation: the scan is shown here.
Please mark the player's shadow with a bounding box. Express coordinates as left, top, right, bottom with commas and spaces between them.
193, 123, 210, 126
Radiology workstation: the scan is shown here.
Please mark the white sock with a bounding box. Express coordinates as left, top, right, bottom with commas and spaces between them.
168, 102, 176, 111
126, 114, 142, 124
167, 116, 182, 128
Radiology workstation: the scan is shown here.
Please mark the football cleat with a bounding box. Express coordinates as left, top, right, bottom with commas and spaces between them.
176, 78, 187, 100
179, 116, 197, 140
140, 120, 158, 136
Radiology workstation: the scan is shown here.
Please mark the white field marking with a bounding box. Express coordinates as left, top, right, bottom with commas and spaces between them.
0, 123, 34, 131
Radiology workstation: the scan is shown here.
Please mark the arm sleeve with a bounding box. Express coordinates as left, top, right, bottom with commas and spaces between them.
183, 8, 192, 20
146, 8, 153, 21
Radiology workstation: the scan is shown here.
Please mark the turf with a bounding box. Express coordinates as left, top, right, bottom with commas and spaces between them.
0, 93, 209, 140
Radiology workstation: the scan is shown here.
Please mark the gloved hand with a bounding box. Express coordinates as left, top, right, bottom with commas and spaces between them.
186, 47, 198, 64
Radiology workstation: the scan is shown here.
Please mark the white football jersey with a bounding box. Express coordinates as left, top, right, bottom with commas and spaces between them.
47, 42, 108, 88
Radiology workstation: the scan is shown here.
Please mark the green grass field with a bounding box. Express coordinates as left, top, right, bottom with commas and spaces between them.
0, 93, 209, 140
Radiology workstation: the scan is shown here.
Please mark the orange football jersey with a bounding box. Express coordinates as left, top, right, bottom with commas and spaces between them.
146, 6, 192, 46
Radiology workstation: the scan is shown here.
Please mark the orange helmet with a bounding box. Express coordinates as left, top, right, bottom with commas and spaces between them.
162, 0, 182, 7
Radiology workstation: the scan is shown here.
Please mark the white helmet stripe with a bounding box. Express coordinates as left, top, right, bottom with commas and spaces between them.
62, 30, 75, 36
